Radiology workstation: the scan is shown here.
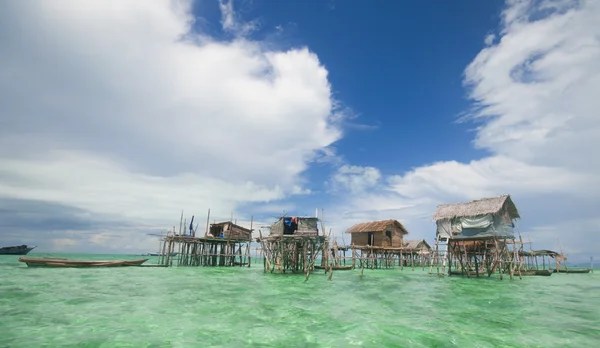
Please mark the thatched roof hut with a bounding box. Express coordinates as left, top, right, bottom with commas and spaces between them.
345, 219, 408, 247
432, 194, 520, 221
403, 239, 432, 254
433, 195, 520, 240
520, 249, 564, 258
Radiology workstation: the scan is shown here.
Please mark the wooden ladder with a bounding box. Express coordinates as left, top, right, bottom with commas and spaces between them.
429, 235, 447, 276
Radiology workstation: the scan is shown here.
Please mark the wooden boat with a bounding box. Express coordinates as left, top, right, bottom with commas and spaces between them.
18, 257, 148, 268
520, 269, 552, 276
314, 265, 354, 271
449, 270, 487, 276
145, 252, 178, 256
450, 269, 553, 277
552, 268, 592, 274
0, 245, 36, 255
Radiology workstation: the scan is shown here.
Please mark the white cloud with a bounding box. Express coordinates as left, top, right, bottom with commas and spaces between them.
464, 0, 600, 172
524, 217, 600, 257
219, 0, 236, 31
325, 0, 600, 262
387, 156, 597, 201
330, 165, 381, 194
0, 152, 288, 224
0, 1, 342, 251
52, 238, 78, 251
218, 0, 258, 37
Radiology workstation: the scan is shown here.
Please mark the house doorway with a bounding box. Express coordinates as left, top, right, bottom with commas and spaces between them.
368, 232, 374, 246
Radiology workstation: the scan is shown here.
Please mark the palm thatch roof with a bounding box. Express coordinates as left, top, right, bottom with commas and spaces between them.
520, 249, 564, 258
345, 219, 408, 235
403, 239, 431, 251
432, 194, 520, 221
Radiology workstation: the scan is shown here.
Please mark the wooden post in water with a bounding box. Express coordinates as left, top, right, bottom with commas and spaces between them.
179, 211, 183, 235
359, 248, 365, 280
156, 216, 252, 268
248, 216, 253, 267
205, 209, 211, 237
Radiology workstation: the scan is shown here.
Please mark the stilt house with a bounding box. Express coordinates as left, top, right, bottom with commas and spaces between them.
403, 239, 432, 267
432, 194, 520, 242
259, 216, 325, 275
269, 216, 319, 236
403, 239, 432, 254
345, 219, 408, 247
429, 195, 523, 278
209, 221, 253, 241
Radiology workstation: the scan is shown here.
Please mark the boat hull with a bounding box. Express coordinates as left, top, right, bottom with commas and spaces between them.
449, 270, 487, 276
0, 245, 36, 255
18, 257, 148, 268
448, 269, 553, 277
553, 268, 591, 274
146, 252, 178, 257
314, 265, 354, 271
520, 269, 553, 276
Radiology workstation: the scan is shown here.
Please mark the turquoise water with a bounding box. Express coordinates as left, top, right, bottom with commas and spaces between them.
1, 253, 599, 347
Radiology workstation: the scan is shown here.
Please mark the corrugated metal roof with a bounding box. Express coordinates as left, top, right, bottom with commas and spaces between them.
210, 221, 252, 232
345, 219, 408, 234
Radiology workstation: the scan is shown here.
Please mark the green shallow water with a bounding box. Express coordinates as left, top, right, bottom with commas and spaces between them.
1, 253, 599, 347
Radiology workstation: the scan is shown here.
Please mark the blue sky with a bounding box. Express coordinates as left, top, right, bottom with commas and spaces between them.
1, 0, 599, 263
255, 1, 502, 176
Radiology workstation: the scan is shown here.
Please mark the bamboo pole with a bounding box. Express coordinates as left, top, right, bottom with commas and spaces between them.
328, 237, 336, 281
248, 216, 253, 267
359, 248, 365, 280
205, 209, 211, 237
179, 211, 183, 235
159, 233, 168, 266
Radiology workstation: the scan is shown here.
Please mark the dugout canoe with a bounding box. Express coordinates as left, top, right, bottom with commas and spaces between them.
18, 257, 149, 268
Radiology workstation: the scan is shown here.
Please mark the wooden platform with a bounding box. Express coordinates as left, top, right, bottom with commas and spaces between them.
258, 234, 326, 275
159, 235, 251, 267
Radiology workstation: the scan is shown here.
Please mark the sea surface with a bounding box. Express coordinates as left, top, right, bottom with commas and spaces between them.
1, 253, 599, 347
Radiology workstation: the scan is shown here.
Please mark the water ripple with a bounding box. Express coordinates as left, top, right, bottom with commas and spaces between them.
1, 254, 599, 347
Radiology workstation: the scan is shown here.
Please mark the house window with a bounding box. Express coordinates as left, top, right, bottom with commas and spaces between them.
385, 230, 392, 240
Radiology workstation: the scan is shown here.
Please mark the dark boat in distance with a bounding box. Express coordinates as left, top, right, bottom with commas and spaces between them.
18, 257, 149, 268
0, 245, 36, 255
552, 268, 592, 274
521, 269, 553, 276
449, 269, 553, 277
145, 252, 178, 257
314, 265, 354, 271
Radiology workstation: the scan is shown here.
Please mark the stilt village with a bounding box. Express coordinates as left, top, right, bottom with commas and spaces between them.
148, 194, 593, 281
